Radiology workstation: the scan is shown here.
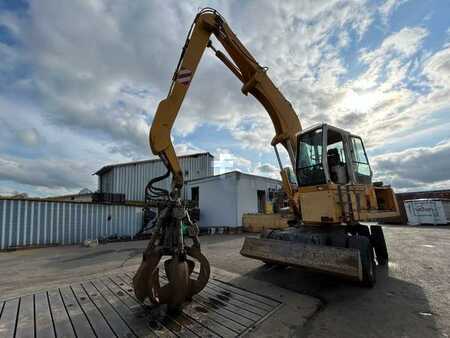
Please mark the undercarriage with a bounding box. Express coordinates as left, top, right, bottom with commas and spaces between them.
241, 223, 388, 287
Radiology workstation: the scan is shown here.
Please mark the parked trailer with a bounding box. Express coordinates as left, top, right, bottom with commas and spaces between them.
0, 198, 143, 250
404, 199, 450, 225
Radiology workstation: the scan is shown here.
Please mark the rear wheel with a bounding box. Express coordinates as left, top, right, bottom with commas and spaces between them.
370, 225, 389, 265
349, 236, 376, 287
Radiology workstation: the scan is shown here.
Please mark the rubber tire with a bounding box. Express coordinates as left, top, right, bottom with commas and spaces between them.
261, 260, 274, 265
349, 236, 376, 287
370, 225, 389, 265
354, 224, 371, 237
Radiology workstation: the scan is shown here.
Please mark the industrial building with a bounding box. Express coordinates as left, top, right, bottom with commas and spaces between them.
94, 153, 282, 228
185, 171, 282, 228
94, 152, 214, 202
0, 152, 283, 250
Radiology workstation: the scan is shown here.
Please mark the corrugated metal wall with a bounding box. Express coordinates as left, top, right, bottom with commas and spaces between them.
99, 153, 214, 201
0, 199, 143, 250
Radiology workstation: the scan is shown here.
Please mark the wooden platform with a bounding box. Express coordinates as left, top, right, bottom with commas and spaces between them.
0, 271, 282, 337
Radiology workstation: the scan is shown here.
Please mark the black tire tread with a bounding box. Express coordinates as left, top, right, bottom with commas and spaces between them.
349, 236, 376, 287
371, 225, 389, 265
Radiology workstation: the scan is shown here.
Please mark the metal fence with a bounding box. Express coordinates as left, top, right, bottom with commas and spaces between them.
0, 199, 143, 250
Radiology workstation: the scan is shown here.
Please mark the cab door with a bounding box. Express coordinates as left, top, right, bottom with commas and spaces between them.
349, 136, 372, 184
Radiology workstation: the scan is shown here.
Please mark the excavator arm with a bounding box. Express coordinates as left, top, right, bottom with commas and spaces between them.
150, 8, 301, 202
134, 8, 303, 312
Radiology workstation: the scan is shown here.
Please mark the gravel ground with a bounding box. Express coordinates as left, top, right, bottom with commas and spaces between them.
0, 224, 448, 337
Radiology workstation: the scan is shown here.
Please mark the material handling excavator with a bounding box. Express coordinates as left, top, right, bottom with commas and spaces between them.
133, 8, 400, 312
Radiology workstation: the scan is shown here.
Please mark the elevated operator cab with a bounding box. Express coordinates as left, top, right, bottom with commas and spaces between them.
296, 124, 372, 187
294, 123, 398, 224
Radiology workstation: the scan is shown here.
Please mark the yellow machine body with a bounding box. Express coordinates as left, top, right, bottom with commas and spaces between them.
299, 184, 399, 224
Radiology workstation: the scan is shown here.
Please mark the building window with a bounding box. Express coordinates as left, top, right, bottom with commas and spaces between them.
268, 188, 275, 201
191, 187, 199, 203
185, 170, 189, 177
257, 190, 266, 213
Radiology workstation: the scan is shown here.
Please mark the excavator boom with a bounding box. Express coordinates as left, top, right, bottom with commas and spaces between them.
150, 8, 301, 197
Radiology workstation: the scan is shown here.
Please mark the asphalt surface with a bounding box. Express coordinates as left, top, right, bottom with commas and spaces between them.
0, 225, 449, 337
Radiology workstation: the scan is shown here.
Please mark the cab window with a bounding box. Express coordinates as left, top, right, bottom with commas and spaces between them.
296, 128, 326, 187
351, 137, 371, 184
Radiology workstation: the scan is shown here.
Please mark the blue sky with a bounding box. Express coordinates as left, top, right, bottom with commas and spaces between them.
0, 0, 449, 196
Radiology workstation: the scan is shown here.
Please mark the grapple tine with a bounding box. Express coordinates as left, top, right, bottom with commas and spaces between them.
133, 250, 162, 302
187, 246, 211, 297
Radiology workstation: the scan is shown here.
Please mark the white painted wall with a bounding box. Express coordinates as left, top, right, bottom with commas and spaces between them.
236, 174, 282, 226
186, 174, 238, 228
186, 172, 281, 228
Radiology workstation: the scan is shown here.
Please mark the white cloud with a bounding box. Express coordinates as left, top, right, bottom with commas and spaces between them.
1, 0, 376, 156
360, 27, 428, 63
253, 163, 280, 179
372, 140, 450, 191
212, 148, 252, 174
0, 156, 97, 191
423, 45, 450, 87
16, 128, 42, 147
1, 0, 449, 195
379, 0, 408, 25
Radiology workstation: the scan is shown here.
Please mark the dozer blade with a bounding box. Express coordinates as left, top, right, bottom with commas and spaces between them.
240, 237, 363, 281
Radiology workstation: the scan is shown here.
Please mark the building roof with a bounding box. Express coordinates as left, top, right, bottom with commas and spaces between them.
396, 189, 450, 197
94, 152, 214, 176
186, 170, 282, 184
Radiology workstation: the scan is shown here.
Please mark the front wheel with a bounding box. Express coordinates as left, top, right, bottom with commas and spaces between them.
370, 225, 389, 265
349, 236, 376, 287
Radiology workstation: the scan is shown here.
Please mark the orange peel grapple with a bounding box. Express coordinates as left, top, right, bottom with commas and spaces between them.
133, 199, 210, 313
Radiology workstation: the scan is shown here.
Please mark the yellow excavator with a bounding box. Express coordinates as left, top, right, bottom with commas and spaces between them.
133, 8, 399, 312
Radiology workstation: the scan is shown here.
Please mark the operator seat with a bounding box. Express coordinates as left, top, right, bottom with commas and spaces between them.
327, 148, 348, 184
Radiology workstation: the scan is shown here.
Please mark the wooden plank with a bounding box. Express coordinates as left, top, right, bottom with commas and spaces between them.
126, 270, 277, 311
91, 279, 157, 337
110, 274, 200, 338
15, 295, 35, 338
153, 315, 198, 338
102, 277, 176, 338
82, 281, 135, 338
202, 286, 269, 320
205, 276, 280, 308
47, 289, 75, 338
0, 298, 19, 337
190, 293, 251, 329
34, 292, 55, 338
115, 274, 219, 338
71, 283, 115, 337
124, 271, 274, 315
160, 276, 250, 330
197, 290, 260, 322
168, 312, 218, 338
59, 286, 95, 338
206, 283, 272, 313
121, 273, 239, 338
179, 300, 239, 338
